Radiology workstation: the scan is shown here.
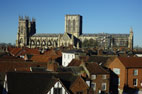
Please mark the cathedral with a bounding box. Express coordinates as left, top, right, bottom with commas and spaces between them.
16, 15, 133, 50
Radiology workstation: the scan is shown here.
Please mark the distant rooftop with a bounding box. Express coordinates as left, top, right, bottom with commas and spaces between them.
32, 33, 63, 37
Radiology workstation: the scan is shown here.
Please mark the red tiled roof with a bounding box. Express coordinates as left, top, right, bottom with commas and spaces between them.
30, 55, 51, 63
43, 49, 62, 57
68, 59, 82, 66
8, 47, 40, 56
10, 47, 22, 56
44, 49, 57, 56
0, 54, 47, 72
86, 62, 109, 74
119, 57, 142, 68
0, 61, 47, 72
19, 48, 40, 56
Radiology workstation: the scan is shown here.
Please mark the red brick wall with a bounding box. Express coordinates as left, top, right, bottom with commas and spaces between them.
109, 58, 126, 90
70, 77, 88, 94
92, 74, 110, 94
127, 68, 142, 89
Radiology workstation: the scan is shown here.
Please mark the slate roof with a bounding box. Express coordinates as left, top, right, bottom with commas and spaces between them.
7, 72, 79, 94
57, 66, 84, 75
80, 33, 129, 37
80, 56, 111, 66
86, 62, 109, 74
32, 33, 62, 37
68, 59, 82, 66
7, 72, 59, 94
118, 57, 142, 68
62, 49, 84, 54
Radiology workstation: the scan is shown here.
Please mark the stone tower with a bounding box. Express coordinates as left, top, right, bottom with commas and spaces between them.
128, 27, 133, 50
16, 16, 36, 47
65, 15, 82, 38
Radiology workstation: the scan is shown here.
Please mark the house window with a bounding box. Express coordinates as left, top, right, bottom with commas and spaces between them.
54, 88, 62, 94
91, 82, 96, 90
102, 83, 106, 90
113, 68, 120, 75
76, 91, 83, 94
133, 69, 138, 76
133, 79, 138, 86
91, 75, 96, 80
102, 75, 106, 79
118, 78, 120, 86
86, 81, 90, 87
68, 55, 69, 59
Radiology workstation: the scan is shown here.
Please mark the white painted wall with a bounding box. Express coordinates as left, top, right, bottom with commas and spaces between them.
47, 81, 68, 94
62, 52, 75, 67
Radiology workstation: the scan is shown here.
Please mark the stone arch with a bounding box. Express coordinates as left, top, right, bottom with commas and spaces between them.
31, 40, 35, 45
36, 40, 40, 46
42, 40, 46, 46
47, 40, 52, 46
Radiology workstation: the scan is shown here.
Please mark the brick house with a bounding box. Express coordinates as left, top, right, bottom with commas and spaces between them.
85, 62, 110, 94
108, 57, 142, 94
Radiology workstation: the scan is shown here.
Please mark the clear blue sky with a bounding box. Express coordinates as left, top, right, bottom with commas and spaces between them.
0, 0, 142, 47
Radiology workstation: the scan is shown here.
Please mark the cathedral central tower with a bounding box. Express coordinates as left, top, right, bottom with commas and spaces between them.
65, 15, 82, 37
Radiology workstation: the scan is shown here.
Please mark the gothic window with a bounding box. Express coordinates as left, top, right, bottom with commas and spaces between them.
68, 20, 71, 31
73, 19, 75, 31
47, 40, 51, 46
21, 26, 23, 34
31, 40, 34, 45
42, 41, 46, 46
36, 40, 40, 46
20, 38, 23, 43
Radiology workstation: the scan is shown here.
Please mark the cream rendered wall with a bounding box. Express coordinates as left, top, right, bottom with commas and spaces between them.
62, 52, 75, 67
